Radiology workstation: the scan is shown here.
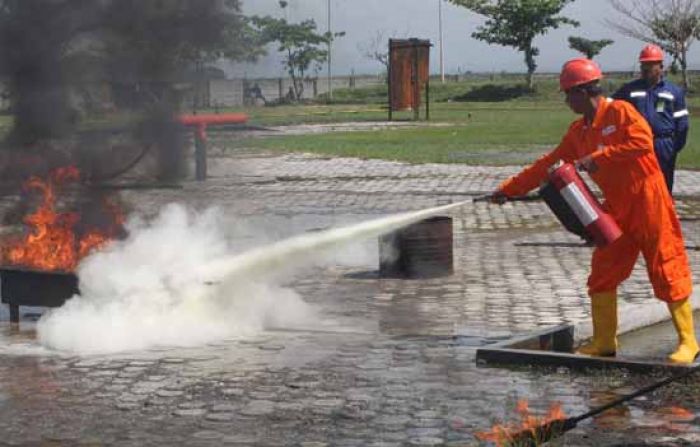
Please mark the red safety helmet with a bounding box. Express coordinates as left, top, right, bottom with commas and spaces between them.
559, 58, 603, 91
639, 44, 664, 62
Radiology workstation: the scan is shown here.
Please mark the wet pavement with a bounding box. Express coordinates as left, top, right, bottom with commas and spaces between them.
1, 143, 700, 445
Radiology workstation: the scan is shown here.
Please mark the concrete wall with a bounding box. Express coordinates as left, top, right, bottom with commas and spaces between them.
0, 75, 386, 112
207, 75, 384, 107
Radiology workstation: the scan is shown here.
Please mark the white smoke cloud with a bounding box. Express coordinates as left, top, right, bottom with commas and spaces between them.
36, 204, 318, 354
36, 199, 459, 355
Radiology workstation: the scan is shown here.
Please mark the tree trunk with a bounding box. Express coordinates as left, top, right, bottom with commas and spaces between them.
524, 46, 537, 90
291, 73, 304, 100
138, 87, 186, 182
680, 51, 690, 90
9, 56, 75, 145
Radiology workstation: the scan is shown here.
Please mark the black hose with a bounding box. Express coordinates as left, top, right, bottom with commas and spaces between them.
509, 363, 700, 446
472, 193, 541, 203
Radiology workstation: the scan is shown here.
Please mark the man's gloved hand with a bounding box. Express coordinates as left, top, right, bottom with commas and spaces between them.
575, 155, 599, 173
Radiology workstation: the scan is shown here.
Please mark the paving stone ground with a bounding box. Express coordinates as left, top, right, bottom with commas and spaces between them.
0, 145, 699, 446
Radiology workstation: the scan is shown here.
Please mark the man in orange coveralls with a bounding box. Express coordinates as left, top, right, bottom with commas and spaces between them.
490, 58, 697, 364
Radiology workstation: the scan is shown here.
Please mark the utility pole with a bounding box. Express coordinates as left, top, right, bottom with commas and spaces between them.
439, 0, 445, 83
327, 0, 333, 101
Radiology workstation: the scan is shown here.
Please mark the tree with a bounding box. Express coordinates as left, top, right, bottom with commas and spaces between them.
102, 0, 266, 180
358, 30, 393, 70
253, 2, 343, 101
568, 36, 614, 59
448, 0, 579, 89
358, 29, 410, 83
608, 0, 700, 88
0, 0, 103, 144
103, 0, 264, 109
0, 0, 265, 147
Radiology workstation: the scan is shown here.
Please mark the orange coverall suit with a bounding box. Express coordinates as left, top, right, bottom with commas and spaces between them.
499, 97, 692, 302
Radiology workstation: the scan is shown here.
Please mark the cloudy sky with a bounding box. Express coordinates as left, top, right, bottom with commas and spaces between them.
232, 0, 700, 78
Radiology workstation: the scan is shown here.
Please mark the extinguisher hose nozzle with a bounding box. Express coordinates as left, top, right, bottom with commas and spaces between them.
473, 194, 541, 204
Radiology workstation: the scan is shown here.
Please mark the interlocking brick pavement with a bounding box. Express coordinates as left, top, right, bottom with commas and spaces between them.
0, 150, 699, 445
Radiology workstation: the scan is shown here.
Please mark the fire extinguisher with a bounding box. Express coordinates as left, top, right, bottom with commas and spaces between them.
539, 163, 622, 247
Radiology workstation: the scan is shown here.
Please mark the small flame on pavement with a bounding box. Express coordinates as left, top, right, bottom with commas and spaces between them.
475, 399, 566, 446
660, 405, 694, 422
2, 166, 123, 272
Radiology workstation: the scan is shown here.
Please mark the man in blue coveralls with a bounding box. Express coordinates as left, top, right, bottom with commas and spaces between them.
613, 44, 689, 193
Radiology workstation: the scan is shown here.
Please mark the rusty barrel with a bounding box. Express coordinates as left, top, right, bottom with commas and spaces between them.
379, 216, 453, 278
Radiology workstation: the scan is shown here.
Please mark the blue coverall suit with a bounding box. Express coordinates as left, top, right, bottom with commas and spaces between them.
613, 78, 689, 193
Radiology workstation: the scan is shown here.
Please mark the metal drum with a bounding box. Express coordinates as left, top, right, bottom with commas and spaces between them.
379, 216, 453, 278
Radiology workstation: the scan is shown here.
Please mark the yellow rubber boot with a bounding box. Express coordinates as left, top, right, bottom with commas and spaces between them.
667, 299, 699, 364
576, 291, 618, 357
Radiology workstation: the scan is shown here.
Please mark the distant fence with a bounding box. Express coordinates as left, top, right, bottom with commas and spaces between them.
0, 75, 385, 113
7, 70, 691, 115
203, 75, 384, 108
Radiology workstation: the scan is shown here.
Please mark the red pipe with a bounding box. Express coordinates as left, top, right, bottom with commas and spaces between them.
177, 113, 249, 126
178, 113, 249, 143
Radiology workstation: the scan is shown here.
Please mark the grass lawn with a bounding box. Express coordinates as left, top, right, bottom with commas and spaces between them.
223, 88, 700, 169
4, 74, 699, 169
228, 101, 576, 166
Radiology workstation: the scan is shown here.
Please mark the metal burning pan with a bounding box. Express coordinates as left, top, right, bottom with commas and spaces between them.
0, 268, 79, 323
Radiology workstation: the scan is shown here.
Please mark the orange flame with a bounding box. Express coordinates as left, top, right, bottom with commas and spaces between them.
2, 166, 123, 272
475, 400, 566, 446
661, 405, 694, 422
